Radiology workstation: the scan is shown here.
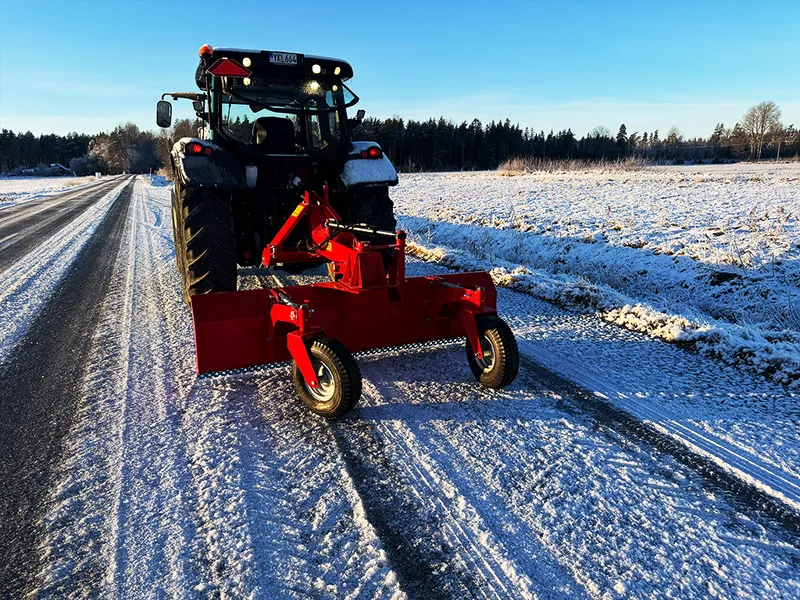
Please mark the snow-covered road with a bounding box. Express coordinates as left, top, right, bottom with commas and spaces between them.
1, 177, 799, 598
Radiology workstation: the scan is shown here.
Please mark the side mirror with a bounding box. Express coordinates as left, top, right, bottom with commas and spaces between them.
156, 100, 172, 128
356, 109, 366, 122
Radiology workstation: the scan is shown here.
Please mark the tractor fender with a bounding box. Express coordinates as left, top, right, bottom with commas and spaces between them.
339, 141, 399, 189
171, 137, 247, 190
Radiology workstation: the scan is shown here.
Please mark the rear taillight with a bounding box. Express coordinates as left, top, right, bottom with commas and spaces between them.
360, 146, 382, 159
186, 143, 212, 156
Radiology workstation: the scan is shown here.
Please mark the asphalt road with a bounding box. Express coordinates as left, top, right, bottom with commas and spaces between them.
0, 178, 125, 272
0, 178, 134, 595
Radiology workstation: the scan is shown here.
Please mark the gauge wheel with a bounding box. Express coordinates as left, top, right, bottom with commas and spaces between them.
292, 337, 362, 418
466, 315, 519, 389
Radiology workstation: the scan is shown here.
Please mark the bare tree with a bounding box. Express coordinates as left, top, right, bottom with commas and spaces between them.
156, 119, 201, 178
741, 101, 782, 160
665, 126, 682, 146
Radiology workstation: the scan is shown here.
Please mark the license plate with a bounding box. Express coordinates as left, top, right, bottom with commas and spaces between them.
269, 52, 298, 66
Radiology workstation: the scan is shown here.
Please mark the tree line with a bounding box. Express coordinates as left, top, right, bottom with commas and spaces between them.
0, 101, 796, 175
0, 130, 93, 174
352, 101, 798, 170
0, 120, 200, 176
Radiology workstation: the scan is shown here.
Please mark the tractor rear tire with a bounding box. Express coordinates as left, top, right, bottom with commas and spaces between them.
292, 337, 362, 419
172, 181, 237, 304
466, 315, 519, 389
337, 186, 396, 270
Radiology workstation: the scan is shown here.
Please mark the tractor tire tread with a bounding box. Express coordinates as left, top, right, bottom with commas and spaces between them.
172, 182, 237, 304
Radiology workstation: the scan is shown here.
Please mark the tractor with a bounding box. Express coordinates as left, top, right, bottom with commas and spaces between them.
157, 45, 519, 418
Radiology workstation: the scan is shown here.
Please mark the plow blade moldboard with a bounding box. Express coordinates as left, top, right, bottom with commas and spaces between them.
190, 272, 497, 374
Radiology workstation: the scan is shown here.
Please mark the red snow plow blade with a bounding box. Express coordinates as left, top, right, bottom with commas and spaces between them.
185, 186, 518, 419
191, 271, 496, 374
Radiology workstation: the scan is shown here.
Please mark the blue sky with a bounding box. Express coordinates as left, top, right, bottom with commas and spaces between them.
1, 0, 798, 138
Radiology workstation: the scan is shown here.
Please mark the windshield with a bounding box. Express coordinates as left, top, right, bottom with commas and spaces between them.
225, 77, 356, 114
220, 99, 345, 152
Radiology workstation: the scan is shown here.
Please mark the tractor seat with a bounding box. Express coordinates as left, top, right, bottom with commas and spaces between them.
252, 117, 296, 154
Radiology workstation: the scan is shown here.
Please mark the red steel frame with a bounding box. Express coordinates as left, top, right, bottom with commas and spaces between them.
191, 186, 497, 387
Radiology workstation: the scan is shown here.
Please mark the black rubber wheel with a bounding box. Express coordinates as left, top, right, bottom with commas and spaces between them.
172, 180, 237, 304
292, 337, 362, 419
466, 315, 519, 389
334, 186, 396, 270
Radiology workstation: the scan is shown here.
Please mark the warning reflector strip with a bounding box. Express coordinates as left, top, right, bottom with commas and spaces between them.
207, 57, 252, 78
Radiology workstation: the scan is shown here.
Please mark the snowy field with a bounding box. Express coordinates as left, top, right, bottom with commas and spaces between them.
395, 163, 800, 385
0, 175, 98, 209
1, 173, 799, 598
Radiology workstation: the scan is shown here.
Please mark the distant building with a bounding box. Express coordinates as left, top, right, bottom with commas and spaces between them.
50, 163, 72, 176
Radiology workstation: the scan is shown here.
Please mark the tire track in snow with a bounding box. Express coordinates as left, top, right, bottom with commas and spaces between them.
405, 258, 800, 530
33, 179, 205, 596
105, 180, 202, 595
330, 410, 546, 599
515, 347, 800, 538
348, 345, 800, 598
349, 378, 586, 599
180, 371, 405, 598
0, 180, 134, 597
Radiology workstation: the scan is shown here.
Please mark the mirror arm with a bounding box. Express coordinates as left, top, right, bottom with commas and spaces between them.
161, 92, 205, 101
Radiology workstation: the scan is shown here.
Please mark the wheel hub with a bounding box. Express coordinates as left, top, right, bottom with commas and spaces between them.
305, 360, 336, 402
475, 334, 496, 372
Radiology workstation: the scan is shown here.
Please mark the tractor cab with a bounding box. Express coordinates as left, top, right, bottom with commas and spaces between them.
204, 49, 359, 149
158, 46, 368, 188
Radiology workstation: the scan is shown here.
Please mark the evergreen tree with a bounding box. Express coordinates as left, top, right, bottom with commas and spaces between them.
616, 124, 628, 145
710, 123, 725, 146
